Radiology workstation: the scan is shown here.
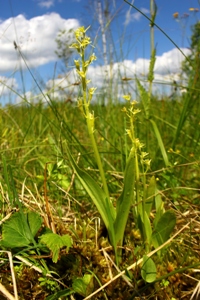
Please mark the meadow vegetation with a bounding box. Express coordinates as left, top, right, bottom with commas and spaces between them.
0, 1, 200, 299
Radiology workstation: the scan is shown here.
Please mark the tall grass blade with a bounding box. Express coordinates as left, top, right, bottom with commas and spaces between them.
150, 119, 170, 167
2, 155, 13, 206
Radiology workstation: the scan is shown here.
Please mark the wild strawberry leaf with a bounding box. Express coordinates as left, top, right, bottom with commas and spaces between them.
0, 211, 42, 249
40, 233, 73, 263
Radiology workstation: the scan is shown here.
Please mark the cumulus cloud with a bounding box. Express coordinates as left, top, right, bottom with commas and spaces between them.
124, 7, 149, 26
0, 13, 80, 72
38, 1, 54, 9
155, 48, 191, 75
0, 76, 18, 95
36, 0, 64, 9
33, 47, 189, 104
2, 42, 190, 103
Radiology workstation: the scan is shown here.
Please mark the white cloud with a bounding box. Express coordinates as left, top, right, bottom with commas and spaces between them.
38, 1, 54, 8
125, 7, 149, 26
155, 48, 191, 75
0, 13, 80, 72
5, 45, 190, 104
0, 76, 18, 95
31, 47, 189, 104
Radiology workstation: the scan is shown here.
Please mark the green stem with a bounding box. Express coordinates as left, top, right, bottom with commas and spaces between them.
81, 48, 110, 200
86, 117, 110, 200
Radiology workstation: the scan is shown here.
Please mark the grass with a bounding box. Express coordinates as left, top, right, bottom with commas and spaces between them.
0, 95, 199, 300
0, 3, 200, 300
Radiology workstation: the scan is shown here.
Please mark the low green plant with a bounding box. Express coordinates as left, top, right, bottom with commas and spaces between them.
65, 26, 176, 271
38, 276, 59, 293
0, 210, 73, 262
72, 273, 94, 298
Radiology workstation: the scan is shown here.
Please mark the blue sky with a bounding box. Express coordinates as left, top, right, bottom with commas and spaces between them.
0, 0, 199, 104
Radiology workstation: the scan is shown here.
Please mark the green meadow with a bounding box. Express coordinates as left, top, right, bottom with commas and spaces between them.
0, 2, 200, 300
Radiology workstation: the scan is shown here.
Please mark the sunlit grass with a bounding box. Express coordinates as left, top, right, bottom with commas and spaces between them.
0, 2, 199, 299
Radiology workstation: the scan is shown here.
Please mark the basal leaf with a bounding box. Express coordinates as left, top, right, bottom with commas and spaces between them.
143, 211, 152, 247
72, 274, 93, 297
0, 211, 42, 249
114, 148, 135, 249
65, 148, 116, 244
40, 233, 73, 263
152, 210, 176, 249
141, 255, 157, 283
145, 176, 156, 217
27, 211, 43, 237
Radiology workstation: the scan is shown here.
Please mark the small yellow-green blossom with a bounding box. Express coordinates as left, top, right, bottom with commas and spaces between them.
121, 107, 127, 113
89, 87, 97, 95
79, 37, 91, 48
70, 42, 80, 50
143, 159, 151, 167
168, 148, 173, 153
70, 26, 92, 53
128, 107, 141, 116
84, 60, 91, 68
76, 70, 85, 78
86, 79, 91, 85
83, 54, 96, 69
74, 60, 80, 70
125, 129, 132, 140
123, 94, 131, 101
141, 152, 149, 159
135, 138, 144, 150
88, 87, 97, 102
130, 100, 138, 106
74, 26, 90, 39
89, 53, 97, 64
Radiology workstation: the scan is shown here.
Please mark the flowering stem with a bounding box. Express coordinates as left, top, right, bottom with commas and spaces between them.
71, 27, 110, 200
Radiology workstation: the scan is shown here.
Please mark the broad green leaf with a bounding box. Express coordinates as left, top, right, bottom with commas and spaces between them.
143, 211, 152, 247
65, 148, 116, 242
27, 211, 43, 237
145, 176, 156, 217
153, 190, 164, 227
104, 196, 117, 258
141, 255, 157, 283
137, 211, 152, 251
72, 274, 93, 297
0, 211, 42, 248
114, 148, 135, 249
152, 210, 176, 249
40, 233, 73, 263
